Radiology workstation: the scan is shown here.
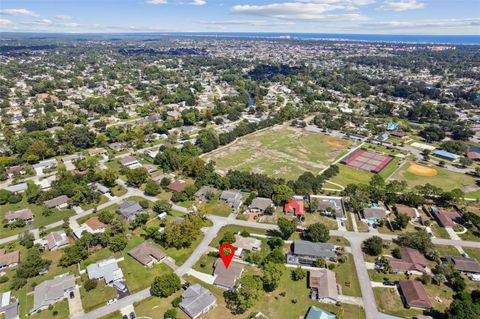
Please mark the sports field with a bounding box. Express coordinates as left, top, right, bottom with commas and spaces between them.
391, 161, 479, 195
203, 125, 352, 180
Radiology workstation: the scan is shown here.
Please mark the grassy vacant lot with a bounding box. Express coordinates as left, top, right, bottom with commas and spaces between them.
204, 125, 352, 180
98, 311, 123, 319
200, 199, 232, 217
373, 287, 423, 318
391, 161, 479, 195
303, 213, 338, 230
334, 253, 362, 297
135, 293, 188, 319
464, 248, 480, 262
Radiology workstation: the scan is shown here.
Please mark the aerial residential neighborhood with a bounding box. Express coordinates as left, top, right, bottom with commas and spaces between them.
0, 1, 479, 319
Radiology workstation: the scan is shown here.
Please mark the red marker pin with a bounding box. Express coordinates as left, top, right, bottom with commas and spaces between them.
219, 243, 235, 269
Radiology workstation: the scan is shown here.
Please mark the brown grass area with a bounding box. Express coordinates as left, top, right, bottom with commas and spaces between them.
407, 162, 438, 177
327, 137, 350, 148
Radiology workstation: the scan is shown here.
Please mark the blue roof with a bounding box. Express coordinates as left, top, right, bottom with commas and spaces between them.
470, 145, 480, 153
433, 149, 460, 160
387, 122, 399, 130
305, 306, 336, 319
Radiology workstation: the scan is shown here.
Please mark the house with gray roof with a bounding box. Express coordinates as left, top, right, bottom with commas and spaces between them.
249, 197, 274, 214
117, 201, 145, 221
0, 291, 19, 319
220, 190, 242, 210
34, 230, 69, 251
287, 240, 337, 265
5, 183, 27, 194
86, 258, 124, 285
179, 284, 216, 319
194, 186, 217, 202
31, 274, 75, 313
43, 195, 70, 209
309, 269, 338, 303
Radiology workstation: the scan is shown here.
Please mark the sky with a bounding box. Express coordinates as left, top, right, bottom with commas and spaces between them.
0, 0, 479, 35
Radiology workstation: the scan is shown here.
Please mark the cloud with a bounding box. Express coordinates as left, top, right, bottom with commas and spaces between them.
198, 20, 295, 27
0, 8, 39, 17
0, 19, 15, 27
189, 0, 206, 5
55, 15, 73, 21
146, 0, 168, 4
379, 0, 425, 12
362, 18, 480, 29
231, 2, 367, 21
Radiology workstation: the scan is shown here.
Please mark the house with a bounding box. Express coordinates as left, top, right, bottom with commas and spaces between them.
88, 147, 108, 157
73, 217, 106, 238
128, 242, 166, 268
117, 201, 145, 221
4, 209, 33, 223
0, 250, 20, 271
167, 180, 187, 193
166, 110, 181, 119
5, 183, 27, 194
432, 149, 460, 162
389, 247, 429, 274
309, 269, 338, 303
287, 240, 336, 266
179, 284, 216, 319
119, 156, 141, 169
6, 165, 26, 178
430, 206, 461, 228
62, 154, 84, 163
395, 204, 419, 221
35, 230, 69, 251
87, 258, 124, 284
31, 274, 75, 313
93, 182, 110, 194
284, 199, 304, 217
232, 234, 261, 258
249, 197, 274, 214
108, 142, 127, 152
0, 291, 19, 319
362, 207, 387, 225
43, 195, 70, 209
390, 130, 407, 139
220, 190, 243, 210
398, 280, 432, 310
213, 259, 244, 290
311, 196, 346, 220
445, 256, 480, 274
467, 146, 480, 161
305, 306, 336, 319
194, 186, 217, 201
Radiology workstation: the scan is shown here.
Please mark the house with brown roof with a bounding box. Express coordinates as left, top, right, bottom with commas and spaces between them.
128, 242, 166, 268
6, 165, 26, 178
398, 280, 432, 310
43, 195, 70, 209
119, 156, 141, 169
445, 256, 480, 274
395, 204, 419, 221
88, 147, 107, 157
5, 209, 33, 223
213, 259, 243, 290
0, 250, 20, 271
389, 247, 429, 275
309, 269, 338, 303
167, 180, 187, 193
73, 216, 106, 238
362, 207, 387, 225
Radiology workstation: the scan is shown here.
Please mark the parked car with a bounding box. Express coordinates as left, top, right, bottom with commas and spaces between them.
130, 312, 136, 319
383, 280, 396, 286
123, 316, 128, 319
106, 298, 117, 305
69, 291, 74, 299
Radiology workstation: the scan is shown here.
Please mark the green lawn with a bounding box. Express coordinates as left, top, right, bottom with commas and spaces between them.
98, 311, 123, 319
334, 253, 362, 297
159, 233, 204, 265
135, 293, 188, 319
373, 287, 423, 318
204, 125, 352, 180
30, 299, 69, 319
463, 248, 480, 262
302, 213, 338, 230
201, 199, 232, 217
391, 162, 479, 194
80, 278, 117, 312
193, 254, 217, 275
111, 185, 127, 197
209, 225, 268, 248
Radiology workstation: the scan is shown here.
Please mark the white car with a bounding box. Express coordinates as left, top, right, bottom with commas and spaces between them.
107, 298, 118, 305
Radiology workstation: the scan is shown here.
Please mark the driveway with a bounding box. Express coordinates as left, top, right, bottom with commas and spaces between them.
68, 285, 84, 317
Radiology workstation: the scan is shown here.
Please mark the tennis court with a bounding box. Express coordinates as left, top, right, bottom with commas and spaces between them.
342, 149, 393, 173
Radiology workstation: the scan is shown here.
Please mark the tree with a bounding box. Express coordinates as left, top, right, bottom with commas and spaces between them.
263, 248, 286, 264
291, 267, 306, 281
376, 256, 391, 274
16, 248, 51, 279
153, 200, 172, 215
164, 308, 178, 319
182, 157, 205, 177
272, 184, 293, 205
99, 168, 118, 187
145, 180, 161, 196
84, 279, 98, 291
98, 210, 114, 224
125, 167, 148, 187
396, 229, 433, 253
225, 273, 263, 314
220, 231, 235, 245
303, 223, 330, 243
19, 231, 34, 249
394, 213, 410, 229
262, 263, 284, 292
195, 129, 219, 153
362, 236, 383, 256
450, 272, 466, 292
151, 273, 181, 298
277, 217, 296, 240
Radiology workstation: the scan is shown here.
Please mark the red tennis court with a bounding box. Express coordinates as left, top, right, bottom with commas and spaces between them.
342, 149, 393, 173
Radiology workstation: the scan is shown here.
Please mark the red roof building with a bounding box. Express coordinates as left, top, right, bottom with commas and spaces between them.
167, 180, 186, 193
390, 247, 428, 273
284, 199, 304, 216
399, 280, 432, 310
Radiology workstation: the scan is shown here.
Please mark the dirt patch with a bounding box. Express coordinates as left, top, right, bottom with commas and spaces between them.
327, 137, 349, 149
407, 162, 438, 177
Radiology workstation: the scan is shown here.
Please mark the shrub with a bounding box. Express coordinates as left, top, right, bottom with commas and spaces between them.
84, 279, 98, 291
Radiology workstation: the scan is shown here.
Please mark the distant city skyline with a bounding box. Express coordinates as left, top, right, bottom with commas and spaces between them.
0, 0, 479, 35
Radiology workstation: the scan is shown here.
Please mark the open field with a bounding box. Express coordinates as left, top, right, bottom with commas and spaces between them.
391, 161, 479, 195
203, 125, 352, 180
